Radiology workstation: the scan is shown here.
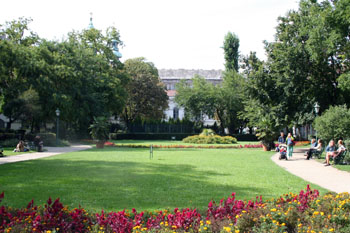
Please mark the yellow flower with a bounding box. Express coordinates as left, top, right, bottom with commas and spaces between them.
223, 226, 232, 232
329, 229, 334, 232
313, 211, 319, 215
235, 230, 240, 233
298, 223, 303, 227
206, 220, 211, 225
204, 227, 208, 230
271, 208, 277, 212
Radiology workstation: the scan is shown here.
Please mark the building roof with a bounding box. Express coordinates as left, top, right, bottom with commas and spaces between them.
159, 69, 222, 80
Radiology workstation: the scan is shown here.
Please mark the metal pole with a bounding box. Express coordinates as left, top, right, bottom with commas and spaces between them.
150, 144, 153, 159
56, 116, 59, 146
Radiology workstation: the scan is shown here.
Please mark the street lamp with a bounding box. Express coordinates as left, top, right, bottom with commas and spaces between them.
314, 102, 320, 141
55, 108, 60, 146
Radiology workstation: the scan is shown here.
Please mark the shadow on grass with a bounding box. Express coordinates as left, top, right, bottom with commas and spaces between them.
0, 157, 264, 213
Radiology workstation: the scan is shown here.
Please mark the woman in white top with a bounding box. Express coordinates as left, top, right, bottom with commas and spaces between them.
325, 140, 346, 166
306, 139, 322, 160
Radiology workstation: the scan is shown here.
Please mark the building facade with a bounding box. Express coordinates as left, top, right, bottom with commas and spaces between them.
159, 69, 223, 125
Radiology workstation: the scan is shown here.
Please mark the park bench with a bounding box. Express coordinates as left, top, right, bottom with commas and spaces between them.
312, 147, 325, 159
333, 149, 348, 165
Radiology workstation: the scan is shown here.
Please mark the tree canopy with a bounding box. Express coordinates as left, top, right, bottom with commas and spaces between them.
121, 57, 168, 128
0, 18, 128, 136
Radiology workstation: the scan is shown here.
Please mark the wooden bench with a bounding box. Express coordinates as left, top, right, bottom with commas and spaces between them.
312, 147, 325, 159
333, 149, 348, 165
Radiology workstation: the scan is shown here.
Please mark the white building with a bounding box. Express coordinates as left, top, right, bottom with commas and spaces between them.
159, 69, 223, 126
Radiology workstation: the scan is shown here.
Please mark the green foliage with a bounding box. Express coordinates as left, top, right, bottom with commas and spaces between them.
37, 133, 57, 147
183, 135, 237, 144
0, 139, 18, 147
0, 18, 128, 136
175, 73, 245, 134
314, 105, 350, 142
223, 32, 240, 72
121, 58, 168, 127
199, 129, 215, 136
89, 116, 110, 141
175, 75, 216, 121
109, 133, 195, 140
184, 129, 237, 144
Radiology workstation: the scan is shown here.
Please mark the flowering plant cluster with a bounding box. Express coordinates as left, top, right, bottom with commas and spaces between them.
1, 186, 350, 232
105, 142, 263, 149
182, 135, 237, 144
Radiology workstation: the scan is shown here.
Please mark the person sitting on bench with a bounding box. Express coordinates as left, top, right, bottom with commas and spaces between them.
306, 139, 322, 160
324, 140, 346, 166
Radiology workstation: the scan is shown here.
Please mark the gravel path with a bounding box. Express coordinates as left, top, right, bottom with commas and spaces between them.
0, 144, 92, 165
272, 148, 350, 193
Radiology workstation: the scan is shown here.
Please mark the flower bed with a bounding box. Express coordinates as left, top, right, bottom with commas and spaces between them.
182, 135, 237, 144
1, 186, 349, 232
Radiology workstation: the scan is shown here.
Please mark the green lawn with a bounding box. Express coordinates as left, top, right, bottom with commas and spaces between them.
112, 139, 260, 147
316, 156, 350, 172
0, 147, 33, 157
0, 147, 327, 213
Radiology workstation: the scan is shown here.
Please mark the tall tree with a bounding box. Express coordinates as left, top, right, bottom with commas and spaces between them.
223, 32, 240, 72
0, 18, 38, 129
121, 58, 168, 128
175, 75, 216, 123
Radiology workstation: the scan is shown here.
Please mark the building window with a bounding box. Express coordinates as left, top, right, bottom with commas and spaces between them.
173, 107, 179, 120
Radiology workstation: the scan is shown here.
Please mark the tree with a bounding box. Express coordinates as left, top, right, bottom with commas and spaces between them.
175, 75, 216, 124
121, 58, 168, 128
223, 32, 240, 72
0, 18, 39, 129
33, 27, 128, 136
314, 105, 350, 142
1, 18, 128, 136
240, 0, 350, 149
175, 74, 244, 134
213, 71, 245, 134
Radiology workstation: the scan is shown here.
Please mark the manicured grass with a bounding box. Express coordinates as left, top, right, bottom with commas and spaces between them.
0, 147, 33, 157
0, 147, 327, 213
316, 156, 350, 172
112, 139, 260, 147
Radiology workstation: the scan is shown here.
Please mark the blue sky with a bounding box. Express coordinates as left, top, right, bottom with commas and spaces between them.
1, 0, 299, 70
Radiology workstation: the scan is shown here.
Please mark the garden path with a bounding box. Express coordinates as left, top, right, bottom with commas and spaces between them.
0, 144, 92, 165
272, 148, 350, 193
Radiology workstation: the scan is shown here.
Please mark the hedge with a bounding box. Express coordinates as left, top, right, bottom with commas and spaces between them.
109, 133, 196, 140
110, 133, 258, 141
0, 133, 17, 141
231, 134, 258, 141
24, 133, 57, 146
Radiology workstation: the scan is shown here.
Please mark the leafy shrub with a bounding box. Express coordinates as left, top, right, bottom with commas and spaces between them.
183, 135, 237, 144
38, 133, 57, 146
0, 139, 19, 147
0, 133, 17, 140
314, 105, 350, 142
109, 133, 195, 140
200, 128, 215, 136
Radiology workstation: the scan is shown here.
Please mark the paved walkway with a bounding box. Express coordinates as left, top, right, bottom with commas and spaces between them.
0, 144, 92, 165
272, 148, 350, 193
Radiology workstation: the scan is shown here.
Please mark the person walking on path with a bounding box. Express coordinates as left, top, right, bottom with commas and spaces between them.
286, 133, 294, 159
